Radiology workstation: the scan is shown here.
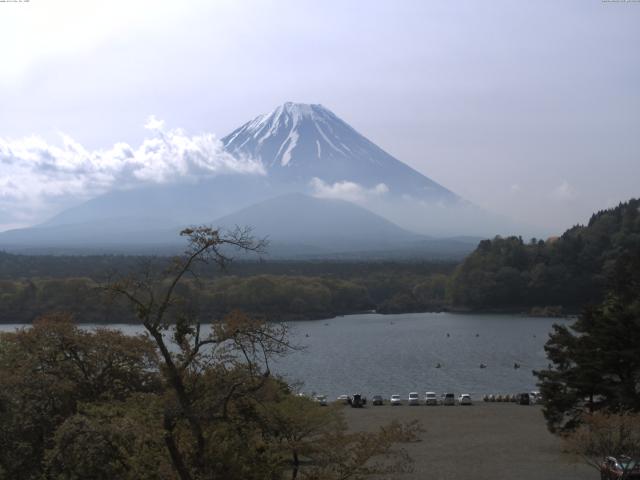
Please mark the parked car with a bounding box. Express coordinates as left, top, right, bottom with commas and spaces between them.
349, 393, 365, 408
425, 392, 438, 405
600, 456, 640, 479
315, 395, 328, 406
518, 392, 531, 405
458, 394, 472, 405
372, 395, 384, 406
390, 394, 402, 406
443, 393, 456, 405
337, 394, 350, 405
408, 392, 420, 405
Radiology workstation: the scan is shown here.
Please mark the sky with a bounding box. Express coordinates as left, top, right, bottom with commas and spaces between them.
0, 0, 638, 234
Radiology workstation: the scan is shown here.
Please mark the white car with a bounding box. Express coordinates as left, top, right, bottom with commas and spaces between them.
315, 395, 328, 406
458, 394, 472, 405
408, 392, 420, 405
530, 391, 542, 404
425, 392, 438, 405
390, 394, 402, 406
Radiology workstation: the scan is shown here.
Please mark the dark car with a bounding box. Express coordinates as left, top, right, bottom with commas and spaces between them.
349, 394, 365, 408
518, 393, 531, 405
372, 395, 384, 406
443, 393, 455, 406
600, 456, 640, 479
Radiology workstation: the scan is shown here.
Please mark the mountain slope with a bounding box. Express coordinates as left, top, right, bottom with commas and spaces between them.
222, 102, 518, 236
40, 175, 280, 228
223, 102, 459, 203
212, 193, 421, 253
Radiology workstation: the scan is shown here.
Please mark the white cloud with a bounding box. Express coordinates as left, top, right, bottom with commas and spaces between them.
144, 115, 165, 131
309, 178, 389, 204
551, 180, 576, 201
0, 118, 264, 228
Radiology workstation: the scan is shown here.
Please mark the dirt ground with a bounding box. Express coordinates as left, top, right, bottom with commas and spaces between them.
343, 402, 595, 480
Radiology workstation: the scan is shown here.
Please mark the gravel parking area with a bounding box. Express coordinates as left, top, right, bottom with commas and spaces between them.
343, 402, 594, 480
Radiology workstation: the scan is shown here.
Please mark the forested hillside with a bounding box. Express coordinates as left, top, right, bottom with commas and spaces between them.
449, 199, 640, 311
0, 262, 454, 323
2, 199, 638, 321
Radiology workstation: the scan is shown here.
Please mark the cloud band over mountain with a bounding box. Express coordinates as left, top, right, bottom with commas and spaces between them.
0, 117, 264, 229
309, 177, 389, 204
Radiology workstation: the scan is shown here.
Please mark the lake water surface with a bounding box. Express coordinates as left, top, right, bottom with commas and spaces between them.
0, 312, 570, 400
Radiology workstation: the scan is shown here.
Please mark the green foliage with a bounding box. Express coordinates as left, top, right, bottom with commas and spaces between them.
450, 198, 640, 310
45, 413, 136, 480
0, 313, 418, 480
534, 248, 640, 433
205, 275, 373, 320
0, 314, 159, 479
0, 270, 455, 323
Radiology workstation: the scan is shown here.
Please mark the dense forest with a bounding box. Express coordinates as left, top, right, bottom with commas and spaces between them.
0, 259, 454, 323
0, 199, 638, 322
449, 198, 640, 311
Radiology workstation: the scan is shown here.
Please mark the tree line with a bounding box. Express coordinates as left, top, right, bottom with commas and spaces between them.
1, 199, 638, 323
448, 198, 640, 312
0, 269, 454, 324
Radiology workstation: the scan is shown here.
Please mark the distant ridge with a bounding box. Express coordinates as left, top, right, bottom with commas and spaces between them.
212, 193, 420, 252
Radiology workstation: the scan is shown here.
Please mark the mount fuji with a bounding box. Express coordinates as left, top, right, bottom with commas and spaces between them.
220, 102, 510, 236
0, 102, 513, 256
223, 102, 458, 204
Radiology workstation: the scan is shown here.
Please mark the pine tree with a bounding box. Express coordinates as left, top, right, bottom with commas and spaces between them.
535, 252, 640, 433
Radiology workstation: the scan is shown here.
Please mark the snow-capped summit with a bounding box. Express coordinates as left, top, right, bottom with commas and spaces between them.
224, 102, 356, 169
222, 102, 458, 204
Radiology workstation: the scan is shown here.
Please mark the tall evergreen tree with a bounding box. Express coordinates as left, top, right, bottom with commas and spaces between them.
535, 251, 640, 433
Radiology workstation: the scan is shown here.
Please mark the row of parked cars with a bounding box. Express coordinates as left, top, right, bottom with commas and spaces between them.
482, 391, 543, 405
315, 391, 543, 407
366, 392, 472, 406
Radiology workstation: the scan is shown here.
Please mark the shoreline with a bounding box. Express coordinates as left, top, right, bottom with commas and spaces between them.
0, 309, 577, 326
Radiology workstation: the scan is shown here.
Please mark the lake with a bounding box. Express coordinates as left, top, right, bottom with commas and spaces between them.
0, 312, 570, 400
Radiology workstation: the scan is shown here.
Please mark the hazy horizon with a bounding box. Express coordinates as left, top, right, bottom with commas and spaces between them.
1, 0, 639, 236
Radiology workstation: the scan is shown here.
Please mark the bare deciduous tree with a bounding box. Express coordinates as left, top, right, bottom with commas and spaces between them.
107, 226, 295, 480
564, 411, 640, 479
